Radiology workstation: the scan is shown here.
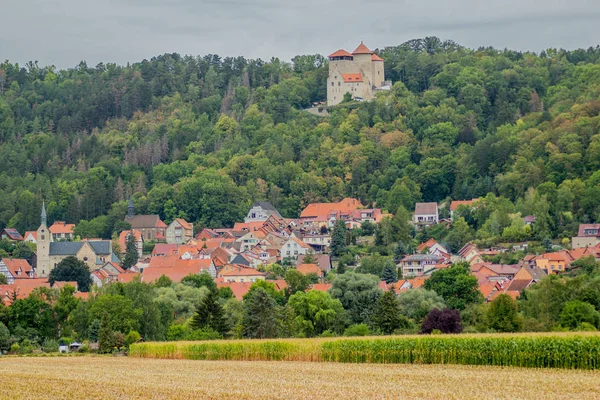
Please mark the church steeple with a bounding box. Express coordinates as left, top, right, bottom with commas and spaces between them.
41, 200, 47, 226
127, 196, 135, 219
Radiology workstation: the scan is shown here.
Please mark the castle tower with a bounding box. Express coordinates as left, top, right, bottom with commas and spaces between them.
36, 201, 52, 277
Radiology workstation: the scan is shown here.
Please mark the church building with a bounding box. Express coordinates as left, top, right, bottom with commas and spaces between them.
327, 42, 390, 106
36, 203, 120, 277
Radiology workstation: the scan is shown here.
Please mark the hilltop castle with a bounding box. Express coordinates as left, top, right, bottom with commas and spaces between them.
327, 42, 390, 106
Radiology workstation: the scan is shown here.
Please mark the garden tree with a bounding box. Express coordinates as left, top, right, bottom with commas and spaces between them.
121, 279, 169, 341
284, 268, 312, 296
570, 256, 599, 276
98, 312, 117, 354
330, 272, 382, 325
559, 301, 600, 330
392, 206, 413, 249
244, 280, 286, 306
444, 217, 473, 253
218, 286, 234, 300
88, 319, 100, 342
542, 237, 554, 252
372, 289, 410, 334
243, 287, 280, 339
223, 298, 245, 338
360, 221, 376, 236
53, 285, 79, 335
122, 234, 139, 269
155, 275, 173, 288
0, 321, 10, 352
12, 242, 34, 263
381, 264, 398, 284
48, 256, 93, 292
89, 294, 141, 334
357, 254, 395, 278
487, 294, 522, 332
287, 290, 346, 337
421, 308, 462, 334
181, 272, 217, 292
330, 219, 347, 257
0, 274, 7, 284
375, 217, 395, 246
190, 290, 228, 335
302, 251, 318, 265
423, 263, 483, 310
154, 284, 211, 319
8, 288, 59, 340
396, 289, 446, 322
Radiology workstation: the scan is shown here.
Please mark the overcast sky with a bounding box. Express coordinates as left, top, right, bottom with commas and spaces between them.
1, 0, 599, 69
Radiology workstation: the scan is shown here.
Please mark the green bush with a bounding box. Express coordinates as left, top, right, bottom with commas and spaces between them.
43, 339, 59, 353
343, 324, 371, 337
126, 330, 141, 346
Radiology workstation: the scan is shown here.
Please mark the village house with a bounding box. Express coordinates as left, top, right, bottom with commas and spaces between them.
327, 42, 390, 106
119, 230, 144, 258
299, 198, 384, 230
413, 202, 439, 227
281, 236, 312, 259
48, 221, 75, 241
0, 228, 23, 242
124, 197, 167, 242
0, 258, 36, 284
166, 218, 194, 244
244, 201, 282, 223
296, 263, 324, 280
399, 254, 445, 277
217, 265, 266, 283
23, 231, 37, 244
302, 234, 331, 253
572, 224, 600, 249
449, 199, 479, 219
90, 262, 126, 287
297, 253, 332, 273
458, 243, 485, 265
416, 239, 449, 257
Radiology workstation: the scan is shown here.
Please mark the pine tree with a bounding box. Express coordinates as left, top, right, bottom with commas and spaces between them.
381, 264, 398, 284
373, 290, 407, 334
243, 288, 279, 339
88, 319, 101, 342
190, 290, 228, 335
98, 312, 114, 354
122, 233, 139, 269
330, 219, 347, 257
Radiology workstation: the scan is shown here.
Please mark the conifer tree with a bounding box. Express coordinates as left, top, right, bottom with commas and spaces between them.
373, 289, 408, 334
330, 219, 347, 257
381, 264, 398, 284
190, 290, 228, 335
122, 233, 139, 269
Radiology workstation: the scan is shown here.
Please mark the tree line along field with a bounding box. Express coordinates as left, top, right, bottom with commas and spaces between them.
1, 357, 599, 399
130, 332, 600, 369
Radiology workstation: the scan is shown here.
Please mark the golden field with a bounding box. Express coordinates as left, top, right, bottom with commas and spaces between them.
1, 356, 600, 399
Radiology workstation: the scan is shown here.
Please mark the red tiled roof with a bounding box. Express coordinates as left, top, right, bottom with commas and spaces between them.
23, 231, 37, 240
221, 266, 265, 277
119, 230, 142, 254
352, 42, 372, 55
450, 199, 478, 211
173, 218, 193, 230
53, 281, 78, 290
578, 224, 600, 237
2, 258, 35, 278
49, 221, 75, 234
417, 238, 438, 252
371, 54, 384, 62
342, 73, 363, 83
328, 49, 353, 58
310, 283, 332, 292
1, 228, 23, 241
300, 198, 363, 220
296, 264, 323, 277
152, 243, 178, 256
217, 281, 253, 300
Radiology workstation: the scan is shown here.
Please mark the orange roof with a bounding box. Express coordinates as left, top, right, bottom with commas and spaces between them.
371, 54, 384, 62
406, 277, 426, 289
74, 292, 89, 300
328, 49, 353, 58
221, 266, 266, 277
450, 199, 478, 211
23, 231, 37, 240
311, 283, 332, 292
142, 262, 211, 283
1, 258, 35, 277
352, 42, 372, 55
118, 272, 140, 283
119, 230, 142, 253
53, 281, 78, 290
49, 221, 75, 234
479, 281, 497, 298
0, 279, 51, 304
268, 279, 288, 291
417, 238, 438, 252
173, 218, 193, 230
296, 264, 323, 277
300, 198, 363, 220
342, 73, 363, 83
233, 222, 265, 232
217, 281, 253, 300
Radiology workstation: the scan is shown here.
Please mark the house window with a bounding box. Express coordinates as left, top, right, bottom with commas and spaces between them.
338, 82, 341, 86
147, 231, 151, 240
331, 82, 334, 87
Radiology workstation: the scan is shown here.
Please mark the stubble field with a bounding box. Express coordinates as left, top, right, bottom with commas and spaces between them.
1, 356, 599, 399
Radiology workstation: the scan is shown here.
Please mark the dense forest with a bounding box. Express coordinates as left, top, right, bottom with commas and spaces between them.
1, 37, 600, 244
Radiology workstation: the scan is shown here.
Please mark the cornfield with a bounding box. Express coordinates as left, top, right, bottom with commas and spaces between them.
130, 333, 600, 369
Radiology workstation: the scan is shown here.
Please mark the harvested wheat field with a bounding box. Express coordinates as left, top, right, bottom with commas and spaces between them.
1, 357, 600, 399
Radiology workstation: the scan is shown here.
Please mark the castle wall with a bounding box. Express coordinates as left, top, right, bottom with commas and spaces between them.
327, 54, 385, 106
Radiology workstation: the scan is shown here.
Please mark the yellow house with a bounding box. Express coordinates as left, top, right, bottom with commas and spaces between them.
535, 251, 572, 274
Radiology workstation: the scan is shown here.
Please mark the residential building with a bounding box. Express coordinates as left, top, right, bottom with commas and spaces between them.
449, 199, 479, 219
166, 218, 194, 244
48, 221, 75, 241
300, 198, 367, 229
296, 263, 324, 279
244, 202, 282, 223
535, 251, 573, 274
281, 236, 312, 259
217, 265, 266, 283
302, 234, 331, 252
0, 258, 36, 284
91, 262, 126, 287
0, 228, 23, 242
416, 239, 449, 257
399, 254, 445, 277
572, 224, 600, 249
413, 202, 439, 226
124, 197, 167, 242
297, 253, 332, 273
23, 231, 37, 244
327, 42, 389, 106
119, 230, 143, 258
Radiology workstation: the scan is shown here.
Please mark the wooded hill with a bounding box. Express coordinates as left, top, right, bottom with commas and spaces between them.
1, 37, 599, 244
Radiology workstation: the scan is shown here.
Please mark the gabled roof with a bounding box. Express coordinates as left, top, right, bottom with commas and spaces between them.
216, 281, 253, 300
88, 241, 112, 255
1, 228, 23, 241
49, 242, 83, 256
415, 202, 438, 215
371, 54, 384, 62
300, 198, 364, 220
342, 73, 363, 83
450, 199, 479, 211
126, 214, 167, 229
172, 218, 193, 230
328, 49, 353, 58
119, 230, 142, 253
352, 42, 372, 55
1, 258, 35, 278
578, 224, 600, 237
152, 243, 178, 256
24, 231, 37, 240
310, 283, 332, 292
253, 201, 278, 212
220, 266, 266, 277
49, 222, 75, 234
296, 264, 323, 276
417, 238, 438, 253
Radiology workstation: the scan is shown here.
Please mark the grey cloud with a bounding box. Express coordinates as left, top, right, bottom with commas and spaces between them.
0, 0, 599, 68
